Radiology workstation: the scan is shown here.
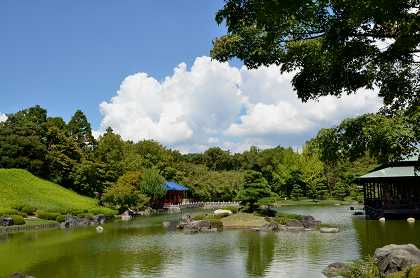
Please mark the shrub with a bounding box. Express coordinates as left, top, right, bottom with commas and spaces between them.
0, 208, 20, 216
37, 211, 60, 221
341, 256, 381, 278
11, 215, 25, 225
56, 215, 65, 223
222, 206, 239, 214
276, 212, 303, 220
21, 205, 37, 215
192, 213, 223, 221
208, 219, 223, 230
88, 207, 118, 218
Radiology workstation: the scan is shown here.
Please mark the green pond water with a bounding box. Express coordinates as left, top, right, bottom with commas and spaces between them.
1, 206, 419, 278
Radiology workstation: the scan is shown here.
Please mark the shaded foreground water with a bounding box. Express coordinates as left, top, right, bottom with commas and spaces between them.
1, 206, 419, 278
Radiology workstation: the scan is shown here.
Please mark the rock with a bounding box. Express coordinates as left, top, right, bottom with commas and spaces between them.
302, 216, 321, 228
286, 220, 304, 227
9, 273, 34, 278
374, 244, 420, 275
322, 262, 348, 277
61, 215, 80, 228
379, 217, 386, 222
96, 226, 104, 233
320, 227, 339, 233
95, 214, 106, 225
214, 209, 232, 217
407, 217, 415, 223
120, 211, 132, 221
181, 220, 222, 232
1, 217, 13, 226
286, 226, 305, 231
162, 221, 171, 228
260, 223, 279, 232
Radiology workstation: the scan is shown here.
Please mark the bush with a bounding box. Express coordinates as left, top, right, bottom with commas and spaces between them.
192, 213, 223, 221
222, 206, 239, 214
37, 211, 60, 221
21, 205, 37, 215
88, 207, 117, 218
276, 212, 303, 220
56, 215, 65, 223
11, 215, 25, 225
341, 256, 381, 278
0, 208, 20, 216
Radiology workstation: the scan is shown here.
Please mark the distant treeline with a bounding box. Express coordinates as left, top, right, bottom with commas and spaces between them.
0, 105, 418, 203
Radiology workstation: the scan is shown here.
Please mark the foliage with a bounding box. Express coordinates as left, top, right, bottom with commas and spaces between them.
103, 171, 150, 212
182, 164, 244, 201
139, 168, 166, 201
341, 256, 381, 278
221, 206, 239, 214
300, 152, 327, 200
192, 213, 223, 221
10, 215, 25, 225
37, 211, 61, 221
237, 170, 275, 212
290, 184, 303, 201
56, 215, 65, 223
334, 181, 348, 201
212, 0, 419, 111
67, 110, 96, 152
387, 265, 420, 278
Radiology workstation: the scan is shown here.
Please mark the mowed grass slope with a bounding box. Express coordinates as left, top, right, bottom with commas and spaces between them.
0, 169, 104, 213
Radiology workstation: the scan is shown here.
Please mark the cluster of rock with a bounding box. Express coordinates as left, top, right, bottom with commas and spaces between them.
60, 214, 107, 229
323, 244, 420, 277
1, 217, 14, 226
176, 215, 223, 233
259, 216, 337, 233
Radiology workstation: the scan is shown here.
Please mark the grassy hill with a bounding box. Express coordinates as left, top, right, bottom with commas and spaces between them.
0, 168, 113, 215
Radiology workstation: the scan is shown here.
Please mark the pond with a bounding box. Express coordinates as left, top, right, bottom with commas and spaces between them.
1, 206, 419, 278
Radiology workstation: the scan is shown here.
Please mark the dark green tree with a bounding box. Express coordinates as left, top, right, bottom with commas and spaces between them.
0, 106, 48, 176
68, 110, 96, 152
237, 170, 274, 212
212, 0, 419, 110
203, 147, 233, 171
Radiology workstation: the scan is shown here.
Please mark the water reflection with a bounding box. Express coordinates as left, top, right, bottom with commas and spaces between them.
1, 207, 419, 278
240, 231, 276, 277
352, 217, 420, 256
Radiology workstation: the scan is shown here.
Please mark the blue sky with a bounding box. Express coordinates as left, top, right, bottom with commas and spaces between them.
1, 1, 380, 153
0, 0, 226, 127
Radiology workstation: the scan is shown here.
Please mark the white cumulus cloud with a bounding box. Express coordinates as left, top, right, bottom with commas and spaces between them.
98, 56, 381, 153
0, 113, 7, 123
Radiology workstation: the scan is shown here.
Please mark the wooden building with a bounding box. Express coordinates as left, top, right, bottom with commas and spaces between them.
163, 181, 189, 206
356, 156, 420, 219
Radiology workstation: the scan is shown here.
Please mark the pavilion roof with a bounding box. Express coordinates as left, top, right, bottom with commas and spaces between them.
164, 181, 189, 191
356, 154, 419, 183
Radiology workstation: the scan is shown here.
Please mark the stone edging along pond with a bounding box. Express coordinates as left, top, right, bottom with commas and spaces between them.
0, 223, 60, 234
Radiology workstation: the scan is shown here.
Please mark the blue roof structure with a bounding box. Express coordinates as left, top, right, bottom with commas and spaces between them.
164, 181, 189, 191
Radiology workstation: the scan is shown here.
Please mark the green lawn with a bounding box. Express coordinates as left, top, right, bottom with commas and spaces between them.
221, 213, 269, 228
0, 168, 114, 215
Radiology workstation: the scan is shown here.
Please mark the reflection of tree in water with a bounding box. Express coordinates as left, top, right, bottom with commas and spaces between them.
243, 232, 276, 277
352, 217, 420, 257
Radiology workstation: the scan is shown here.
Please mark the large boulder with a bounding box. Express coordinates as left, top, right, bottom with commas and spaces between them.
322, 262, 348, 277
302, 215, 321, 228
214, 209, 232, 217
1, 217, 14, 226
374, 244, 420, 275
320, 227, 339, 233
260, 222, 279, 232
286, 220, 304, 227
182, 220, 223, 233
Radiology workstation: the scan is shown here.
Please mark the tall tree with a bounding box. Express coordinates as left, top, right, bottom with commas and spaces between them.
237, 170, 274, 211
0, 106, 48, 176
68, 110, 96, 152
212, 0, 420, 110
